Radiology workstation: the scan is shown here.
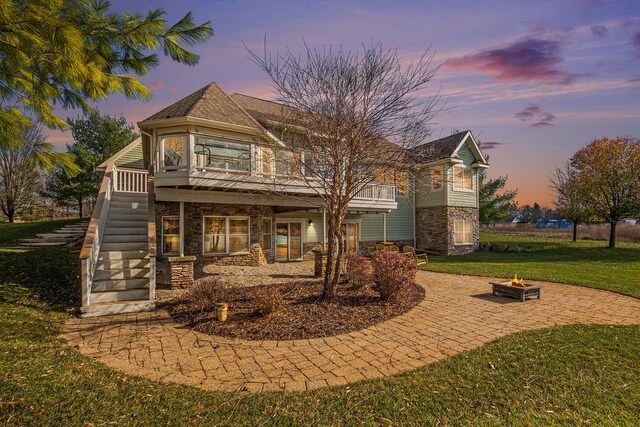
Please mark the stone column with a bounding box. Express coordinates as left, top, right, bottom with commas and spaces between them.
167, 256, 196, 288
313, 249, 327, 277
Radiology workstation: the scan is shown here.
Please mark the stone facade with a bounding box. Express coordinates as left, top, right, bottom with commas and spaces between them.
168, 256, 195, 288
155, 202, 275, 282
416, 206, 479, 255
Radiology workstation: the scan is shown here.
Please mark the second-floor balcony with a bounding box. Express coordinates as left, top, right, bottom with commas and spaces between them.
155, 134, 397, 210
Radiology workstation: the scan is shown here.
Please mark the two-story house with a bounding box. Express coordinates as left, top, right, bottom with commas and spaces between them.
79, 82, 488, 316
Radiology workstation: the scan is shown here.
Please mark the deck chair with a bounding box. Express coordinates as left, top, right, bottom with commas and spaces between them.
403, 246, 428, 268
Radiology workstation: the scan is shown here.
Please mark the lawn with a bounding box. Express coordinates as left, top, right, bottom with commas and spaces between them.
1, 222, 639, 425
426, 232, 640, 298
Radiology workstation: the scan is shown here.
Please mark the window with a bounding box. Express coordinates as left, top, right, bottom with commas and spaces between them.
194, 136, 250, 172
397, 172, 407, 196
162, 217, 180, 255
203, 217, 250, 255
374, 169, 396, 186
432, 167, 443, 190
162, 136, 187, 170
454, 220, 473, 245
453, 166, 473, 191
262, 218, 272, 250
276, 150, 302, 177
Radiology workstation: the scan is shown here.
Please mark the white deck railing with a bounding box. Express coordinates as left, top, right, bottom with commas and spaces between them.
114, 168, 148, 193
353, 183, 396, 202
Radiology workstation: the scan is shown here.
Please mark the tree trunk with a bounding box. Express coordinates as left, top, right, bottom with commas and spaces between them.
322, 221, 337, 300
77, 197, 83, 219
572, 221, 577, 242
8, 209, 15, 223
609, 220, 617, 248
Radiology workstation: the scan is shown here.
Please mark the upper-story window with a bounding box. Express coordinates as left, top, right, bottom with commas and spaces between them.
453, 166, 473, 191
396, 172, 407, 196
432, 167, 443, 191
276, 150, 302, 177
194, 136, 250, 173
161, 135, 188, 170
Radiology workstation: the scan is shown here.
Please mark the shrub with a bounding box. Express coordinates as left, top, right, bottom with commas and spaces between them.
253, 286, 283, 316
345, 252, 373, 290
373, 250, 417, 301
188, 276, 227, 314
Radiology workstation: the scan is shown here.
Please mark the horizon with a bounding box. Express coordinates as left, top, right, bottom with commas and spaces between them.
47, 0, 640, 206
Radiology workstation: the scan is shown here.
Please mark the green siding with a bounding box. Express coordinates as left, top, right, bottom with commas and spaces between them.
415, 168, 446, 208
115, 141, 145, 169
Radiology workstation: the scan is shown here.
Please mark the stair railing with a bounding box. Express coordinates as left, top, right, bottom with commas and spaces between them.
80, 162, 115, 309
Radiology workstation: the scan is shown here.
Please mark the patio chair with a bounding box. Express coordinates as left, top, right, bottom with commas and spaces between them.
375, 243, 386, 252
366, 243, 378, 257
385, 244, 400, 252
403, 246, 428, 268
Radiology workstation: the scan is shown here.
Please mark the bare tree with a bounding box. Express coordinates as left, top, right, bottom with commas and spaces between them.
249, 42, 440, 300
550, 163, 591, 242
0, 123, 77, 222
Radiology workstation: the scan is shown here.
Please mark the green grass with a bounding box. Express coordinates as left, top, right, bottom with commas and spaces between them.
0, 218, 82, 247
425, 232, 640, 299
1, 223, 639, 425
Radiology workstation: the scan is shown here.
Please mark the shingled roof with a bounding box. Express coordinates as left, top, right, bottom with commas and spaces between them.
140, 82, 266, 132
411, 130, 471, 163
230, 93, 311, 129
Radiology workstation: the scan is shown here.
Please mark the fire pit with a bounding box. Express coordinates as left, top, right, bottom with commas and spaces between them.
490, 274, 541, 302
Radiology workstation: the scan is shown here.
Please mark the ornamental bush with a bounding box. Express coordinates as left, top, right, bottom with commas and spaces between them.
254, 286, 284, 316
373, 250, 417, 301
188, 277, 228, 314
345, 252, 373, 290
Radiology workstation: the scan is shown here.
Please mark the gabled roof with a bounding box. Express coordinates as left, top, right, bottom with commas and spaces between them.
411, 130, 488, 164
140, 82, 266, 132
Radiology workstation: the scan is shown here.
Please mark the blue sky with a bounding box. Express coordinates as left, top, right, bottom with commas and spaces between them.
51, 0, 640, 205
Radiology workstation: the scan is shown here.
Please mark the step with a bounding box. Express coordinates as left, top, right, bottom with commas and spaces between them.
97, 250, 148, 260
101, 234, 148, 244
94, 268, 150, 282
105, 220, 148, 228
104, 227, 147, 235
108, 214, 148, 222
112, 192, 147, 198
100, 242, 147, 251
37, 233, 84, 239
81, 300, 155, 318
109, 206, 148, 214
90, 288, 150, 304
96, 258, 150, 270
52, 229, 86, 235
91, 278, 149, 292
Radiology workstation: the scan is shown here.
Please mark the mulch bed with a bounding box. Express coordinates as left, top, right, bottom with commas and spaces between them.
167, 281, 425, 340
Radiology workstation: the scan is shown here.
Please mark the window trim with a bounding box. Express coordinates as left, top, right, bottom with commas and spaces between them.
161, 215, 180, 256
202, 216, 251, 256
452, 165, 474, 192
454, 219, 474, 245
262, 217, 273, 251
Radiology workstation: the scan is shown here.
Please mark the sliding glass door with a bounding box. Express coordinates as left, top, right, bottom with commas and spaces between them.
276, 221, 303, 261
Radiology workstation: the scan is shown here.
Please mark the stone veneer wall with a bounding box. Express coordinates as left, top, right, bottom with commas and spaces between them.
155, 202, 275, 283
416, 206, 479, 255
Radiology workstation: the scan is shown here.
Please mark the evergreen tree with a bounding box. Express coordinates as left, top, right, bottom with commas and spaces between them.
44, 111, 137, 217
0, 0, 213, 145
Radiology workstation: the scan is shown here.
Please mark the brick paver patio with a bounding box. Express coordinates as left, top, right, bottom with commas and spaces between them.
63, 271, 640, 392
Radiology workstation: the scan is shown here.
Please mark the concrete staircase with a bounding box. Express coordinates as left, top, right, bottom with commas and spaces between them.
20, 220, 89, 247
83, 192, 154, 316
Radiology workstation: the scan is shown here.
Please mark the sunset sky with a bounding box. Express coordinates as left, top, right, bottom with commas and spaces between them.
51, 0, 640, 206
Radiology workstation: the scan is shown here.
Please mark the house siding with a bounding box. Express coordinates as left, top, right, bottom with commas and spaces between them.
415, 167, 446, 208
115, 142, 145, 169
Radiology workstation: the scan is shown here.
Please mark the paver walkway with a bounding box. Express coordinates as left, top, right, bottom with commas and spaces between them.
63, 271, 640, 392
19, 220, 89, 247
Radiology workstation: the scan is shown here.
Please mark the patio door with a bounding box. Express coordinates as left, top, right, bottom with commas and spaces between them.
341, 223, 359, 253
276, 221, 303, 261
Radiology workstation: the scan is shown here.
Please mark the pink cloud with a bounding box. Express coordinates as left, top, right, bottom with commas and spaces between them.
514, 104, 557, 127
150, 81, 165, 90
479, 141, 507, 151
446, 38, 577, 85
590, 24, 609, 38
